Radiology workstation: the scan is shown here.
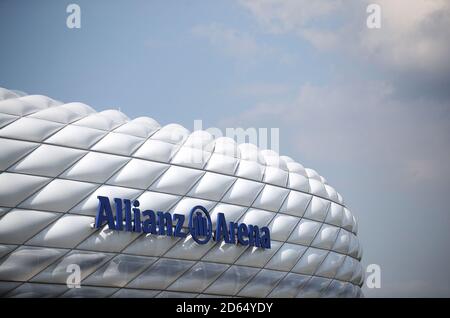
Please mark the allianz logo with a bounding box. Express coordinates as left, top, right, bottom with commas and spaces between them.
95, 196, 271, 249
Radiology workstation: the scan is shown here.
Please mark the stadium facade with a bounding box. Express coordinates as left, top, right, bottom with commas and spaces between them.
0, 87, 363, 298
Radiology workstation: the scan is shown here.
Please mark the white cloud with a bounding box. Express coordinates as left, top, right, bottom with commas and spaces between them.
238, 0, 450, 73
220, 80, 450, 184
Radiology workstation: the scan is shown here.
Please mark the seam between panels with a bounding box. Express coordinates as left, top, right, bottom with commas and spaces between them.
112, 152, 220, 298
149, 166, 241, 297
262, 197, 313, 297
301, 203, 335, 298
0, 108, 342, 209
0, 191, 360, 263
68, 143, 195, 295
0, 180, 357, 245
197, 184, 294, 298
266, 200, 333, 299
202, 167, 271, 295
0, 181, 358, 243
0, 134, 350, 211
217, 172, 282, 297
152, 168, 268, 298
39, 123, 155, 298
1, 121, 132, 297
0, 137, 359, 296
0, 204, 360, 263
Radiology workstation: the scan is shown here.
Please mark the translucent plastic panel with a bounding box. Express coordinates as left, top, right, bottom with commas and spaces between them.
297, 276, 331, 298
234, 160, 264, 181
77, 224, 141, 253
279, 191, 311, 217
321, 279, 348, 298
309, 179, 328, 198
5, 283, 67, 298
19, 179, 96, 212
0, 117, 63, 142
107, 159, 169, 189
150, 124, 189, 144
171, 146, 211, 169
325, 202, 344, 227
134, 139, 179, 162
135, 191, 180, 212
209, 203, 247, 227
238, 209, 274, 228
169, 197, 216, 227
164, 235, 215, 260
111, 288, 159, 298
0, 246, 66, 281
0, 244, 16, 259
113, 117, 160, 138
238, 269, 285, 298
303, 197, 330, 222
350, 262, 364, 285
315, 252, 346, 278
168, 261, 228, 293
213, 137, 239, 157
265, 243, 307, 272
324, 184, 338, 202
0, 95, 60, 116
9, 144, 86, 177
342, 208, 354, 232
235, 241, 282, 268
0, 207, 9, 218
348, 234, 360, 258
204, 153, 238, 175
71, 185, 141, 216
252, 185, 289, 212
73, 110, 128, 131
27, 214, 95, 248
31, 250, 113, 284
150, 166, 204, 195
311, 224, 340, 250
91, 132, 144, 156
187, 172, 236, 201
0, 172, 49, 207
0, 209, 59, 244
45, 125, 106, 149
268, 214, 299, 241
60, 152, 128, 183
123, 234, 180, 257
288, 219, 321, 246
83, 254, 156, 287
334, 256, 356, 282
156, 291, 197, 298
29, 102, 94, 124
202, 241, 248, 264
291, 247, 328, 275
223, 179, 265, 207
287, 173, 310, 192
263, 167, 288, 187
0, 281, 21, 297
268, 273, 310, 298
205, 265, 259, 296
128, 258, 194, 290
0, 138, 38, 171
61, 286, 117, 298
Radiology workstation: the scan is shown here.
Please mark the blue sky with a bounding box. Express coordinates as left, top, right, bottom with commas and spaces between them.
1, 0, 450, 297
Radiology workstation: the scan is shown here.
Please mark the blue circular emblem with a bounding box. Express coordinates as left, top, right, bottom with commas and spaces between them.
188, 205, 212, 245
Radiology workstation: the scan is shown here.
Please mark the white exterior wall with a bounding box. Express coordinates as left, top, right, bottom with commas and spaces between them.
0, 87, 363, 298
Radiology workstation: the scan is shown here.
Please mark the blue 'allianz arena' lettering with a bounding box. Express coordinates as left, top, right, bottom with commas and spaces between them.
95, 196, 271, 249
